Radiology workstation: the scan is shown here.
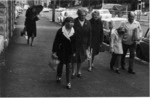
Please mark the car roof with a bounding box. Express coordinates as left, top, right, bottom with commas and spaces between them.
102, 17, 127, 21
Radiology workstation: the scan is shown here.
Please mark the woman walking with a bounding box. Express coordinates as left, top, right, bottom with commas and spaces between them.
52, 17, 75, 89
25, 6, 39, 46
89, 11, 103, 71
71, 8, 92, 78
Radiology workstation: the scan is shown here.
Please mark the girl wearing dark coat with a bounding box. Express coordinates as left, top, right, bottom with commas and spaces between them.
52, 17, 75, 89
89, 11, 104, 71
25, 6, 39, 46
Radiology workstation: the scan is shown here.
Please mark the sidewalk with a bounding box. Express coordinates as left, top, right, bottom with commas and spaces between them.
1, 12, 149, 97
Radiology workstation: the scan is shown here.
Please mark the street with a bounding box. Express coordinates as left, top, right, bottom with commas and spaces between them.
0, 11, 149, 97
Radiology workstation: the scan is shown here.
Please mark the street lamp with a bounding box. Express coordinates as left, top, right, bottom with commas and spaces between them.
102, 0, 104, 9
52, 0, 56, 22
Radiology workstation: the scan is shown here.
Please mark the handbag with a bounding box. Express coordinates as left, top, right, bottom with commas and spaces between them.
48, 54, 60, 71
21, 27, 26, 36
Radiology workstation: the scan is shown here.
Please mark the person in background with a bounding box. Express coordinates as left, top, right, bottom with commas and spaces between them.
25, 6, 39, 46
57, 12, 65, 25
71, 8, 92, 78
88, 11, 103, 71
120, 11, 142, 74
110, 26, 126, 74
52, 17, 75, 89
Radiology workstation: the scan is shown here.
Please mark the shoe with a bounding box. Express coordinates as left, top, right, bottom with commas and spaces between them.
77, 73, 82, 78
115, 70, 120, 74
66, 83, 71, 89
128, 70, 136, 74
121, 66, 126, 70
71, 74, 76, 79
88, 67, 92, 72
56, 76, 61, 83
110, 66, 114, 70
91, 64, 95, 69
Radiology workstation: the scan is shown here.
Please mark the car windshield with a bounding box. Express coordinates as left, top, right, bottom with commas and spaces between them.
103, 20, 122, 29
100, 10, 109, 14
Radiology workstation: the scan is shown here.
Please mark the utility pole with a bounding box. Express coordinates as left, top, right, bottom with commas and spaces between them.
52, 0, 56, 22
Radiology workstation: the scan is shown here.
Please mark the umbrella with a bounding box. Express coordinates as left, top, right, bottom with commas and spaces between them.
33, 5, 43, 15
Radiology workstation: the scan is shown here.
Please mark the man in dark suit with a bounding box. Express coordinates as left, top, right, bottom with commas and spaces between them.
72, 8, 92, 78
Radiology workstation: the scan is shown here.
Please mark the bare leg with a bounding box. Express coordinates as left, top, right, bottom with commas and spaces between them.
77, 62, 82, 75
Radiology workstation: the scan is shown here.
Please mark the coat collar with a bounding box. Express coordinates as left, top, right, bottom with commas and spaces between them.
62, 26, 75, 40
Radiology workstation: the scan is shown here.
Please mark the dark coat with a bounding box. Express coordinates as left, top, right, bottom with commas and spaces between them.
25, 7, 39, 37
74, 18, 92, 63
52, 28, 76, 64
90, 18, 104, 56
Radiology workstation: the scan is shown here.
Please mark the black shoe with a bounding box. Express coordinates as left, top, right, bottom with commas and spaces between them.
66, 83, 71, 89
77, 74, 82, 78
121, 66, 126, 70
115, 70, 120, 74
71, 74, 76, 79
110, 66, 114, 70
56, 76, 61, 83
128, 70, 136, 74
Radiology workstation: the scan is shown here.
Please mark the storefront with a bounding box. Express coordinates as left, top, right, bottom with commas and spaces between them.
0, 0, 15, 65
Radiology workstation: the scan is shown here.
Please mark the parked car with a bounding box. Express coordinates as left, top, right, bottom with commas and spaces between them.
42, 7, 52, 12
92, 9, 112, 19
102, 17, 127, 44
56, 7, 66, 12
136, 28, 149, 62
60, 9, 78, 19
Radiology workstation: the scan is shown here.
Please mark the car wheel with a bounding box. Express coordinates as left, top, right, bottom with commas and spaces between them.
136, 46, 144, 60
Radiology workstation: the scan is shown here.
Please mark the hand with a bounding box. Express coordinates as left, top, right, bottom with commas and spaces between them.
52, 53, 58, 59
73, 53, 76, 57
110, 47, 114, 53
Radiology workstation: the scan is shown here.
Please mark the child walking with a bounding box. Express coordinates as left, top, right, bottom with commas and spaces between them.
110, 25, 126, 74
52, 17, 75, 89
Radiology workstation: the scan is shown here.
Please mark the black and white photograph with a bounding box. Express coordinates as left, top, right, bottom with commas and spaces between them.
0, 0, 149, 97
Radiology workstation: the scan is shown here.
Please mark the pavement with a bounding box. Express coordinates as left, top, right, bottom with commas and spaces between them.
0, 11, 149, 97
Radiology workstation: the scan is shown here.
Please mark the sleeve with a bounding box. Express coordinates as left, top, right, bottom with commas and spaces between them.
52, 29, 61, 53
100, 20, 104, 43
34, 16, 39, 21
87, 21, 92, 49
71, 34, 76, 54
110, 32, 115, 49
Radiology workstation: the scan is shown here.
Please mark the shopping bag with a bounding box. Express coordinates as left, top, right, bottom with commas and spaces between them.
21, 27, 26, 36
48, 54, 60, 71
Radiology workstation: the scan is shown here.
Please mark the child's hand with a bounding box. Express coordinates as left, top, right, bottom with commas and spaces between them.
110, 47, 114, 53
52, 53, 58, 59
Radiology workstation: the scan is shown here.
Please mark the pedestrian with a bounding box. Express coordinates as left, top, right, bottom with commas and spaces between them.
88, 11, 103, 71
120, 11, 142, 74
57, 12, 65, 25
71, 8, 92, 78
25, 6, 39, 46
110, 26, 126, 74
52, 17, 75, 89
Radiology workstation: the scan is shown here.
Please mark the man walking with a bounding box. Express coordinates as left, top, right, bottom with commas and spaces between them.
121, 11, 142, 74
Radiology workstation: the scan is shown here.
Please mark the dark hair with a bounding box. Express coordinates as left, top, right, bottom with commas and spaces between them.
62, 17, 74, 26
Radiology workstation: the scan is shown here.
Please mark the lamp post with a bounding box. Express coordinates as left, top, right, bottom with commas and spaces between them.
52, 0, 56, 22
102, 0, 104, 9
